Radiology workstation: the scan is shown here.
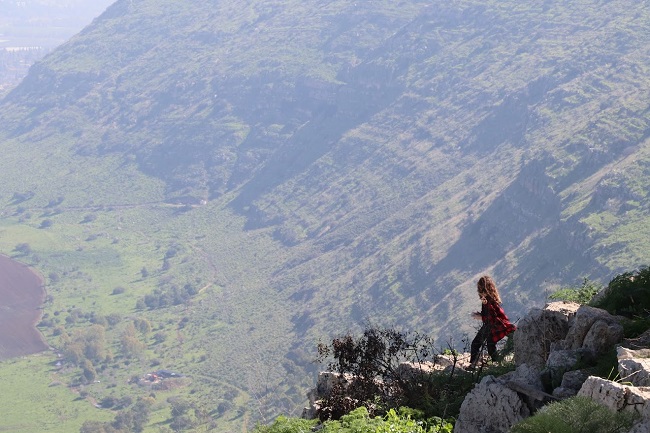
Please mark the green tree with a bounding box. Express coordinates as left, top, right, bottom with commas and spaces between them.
83, 325, 108, 362
121, 323, 146, 359
81, 358, 97, 383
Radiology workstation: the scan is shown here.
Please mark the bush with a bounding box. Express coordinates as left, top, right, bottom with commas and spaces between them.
14, 243, 32, 255
548, 278, 601, 304
592, 267, 650, 318
253, 407, 453, 433
510, 396, 637, 433
253, 415, 318, 433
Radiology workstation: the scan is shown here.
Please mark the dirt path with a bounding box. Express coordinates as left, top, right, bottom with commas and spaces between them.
0, 254, 48, 359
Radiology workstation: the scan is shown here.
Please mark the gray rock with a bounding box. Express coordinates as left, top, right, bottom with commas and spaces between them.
551, 370, 590, 398
396, 361, 441, 381
454, 376, 530, 433
617, 346, 650, 387
303, 371, 355, 419
630, 422, 650, 433
502, 363, 545, 391
578, 376, 650, 419
552, 386, 578, 399
619, 358, 650, 387
546, 349, 580, 371
578, 376, 628, 411
563, 306, 622, 351
560, 369, 590, 391
623, 329, 650, 350
582, 319, 624, 355
545, 349, 581, 389
619, 347, 650, 360
514, 302, 579, 369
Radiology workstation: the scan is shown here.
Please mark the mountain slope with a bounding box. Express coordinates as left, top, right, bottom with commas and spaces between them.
0, 0, 649, 430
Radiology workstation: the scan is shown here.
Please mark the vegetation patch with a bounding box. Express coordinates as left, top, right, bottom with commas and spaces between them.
510, 396, 637, 433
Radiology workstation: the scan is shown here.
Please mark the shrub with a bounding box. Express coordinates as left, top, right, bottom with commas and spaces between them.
253, 407, 454, 433
253, 414, 318, 433
548, 278, 601, 304
14, 243, 32, 255
510, 396, 637, 433
592, 267, 650, 318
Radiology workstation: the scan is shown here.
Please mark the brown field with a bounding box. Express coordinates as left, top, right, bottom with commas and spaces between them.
0, 255, 47, 359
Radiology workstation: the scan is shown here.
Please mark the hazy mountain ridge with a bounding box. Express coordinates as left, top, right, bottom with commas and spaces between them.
0, 0, 650, 429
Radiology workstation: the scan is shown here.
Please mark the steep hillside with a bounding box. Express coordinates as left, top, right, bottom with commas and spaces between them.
0, 0, 649, 430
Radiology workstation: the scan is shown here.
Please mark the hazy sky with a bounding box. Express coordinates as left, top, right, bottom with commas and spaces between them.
0, 0, 115, 48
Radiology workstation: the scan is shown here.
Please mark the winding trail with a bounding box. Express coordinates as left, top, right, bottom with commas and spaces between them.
0, 254, 48, 360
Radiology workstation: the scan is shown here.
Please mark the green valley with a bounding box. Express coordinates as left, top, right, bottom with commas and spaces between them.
0, 0, 649, 431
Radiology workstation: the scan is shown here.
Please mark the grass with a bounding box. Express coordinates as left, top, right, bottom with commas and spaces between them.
0, 180, 298, 431
0, 354, 113, 432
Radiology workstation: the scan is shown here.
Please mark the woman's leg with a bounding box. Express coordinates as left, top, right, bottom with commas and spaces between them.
470, 325, 489, 364
487, 340, 498, 361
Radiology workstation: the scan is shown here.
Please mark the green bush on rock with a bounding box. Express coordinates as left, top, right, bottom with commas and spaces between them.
510, 396, 637, 433
548, 278, 601, 304
592, 266, 650, 318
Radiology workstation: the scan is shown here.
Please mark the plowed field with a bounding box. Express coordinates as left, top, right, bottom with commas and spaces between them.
0, 255, 47, 359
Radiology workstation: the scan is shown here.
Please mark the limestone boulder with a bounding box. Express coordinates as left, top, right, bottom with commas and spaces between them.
561, 306, 623, 352
546, 349, 580, 371
618, 347, 650, 387
578, 376, 650, 419
502, 363, 545, 391
454, 375, 530, 433
513, 302, 579, 369
545, 348, 591, 389
583, 319, 624, 355
578, 376, 629, 411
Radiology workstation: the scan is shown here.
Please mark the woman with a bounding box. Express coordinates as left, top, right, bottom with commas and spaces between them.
468, 275, 516, 369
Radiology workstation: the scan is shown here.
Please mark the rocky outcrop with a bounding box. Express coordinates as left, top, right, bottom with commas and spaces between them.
574, 345, 650, 432
512, 302, 624, 394
554, 305, 624, 355
455, 301, 628, 433
302, 359, 452, 419
578, 376, 650, 419
454, 375, 530, 433
513, 302, 580, 369
454, 363, 552, 433
306, 302, 642, 433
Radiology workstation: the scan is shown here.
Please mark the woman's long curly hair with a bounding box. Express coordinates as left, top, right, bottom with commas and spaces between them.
477, 275, 502, 304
